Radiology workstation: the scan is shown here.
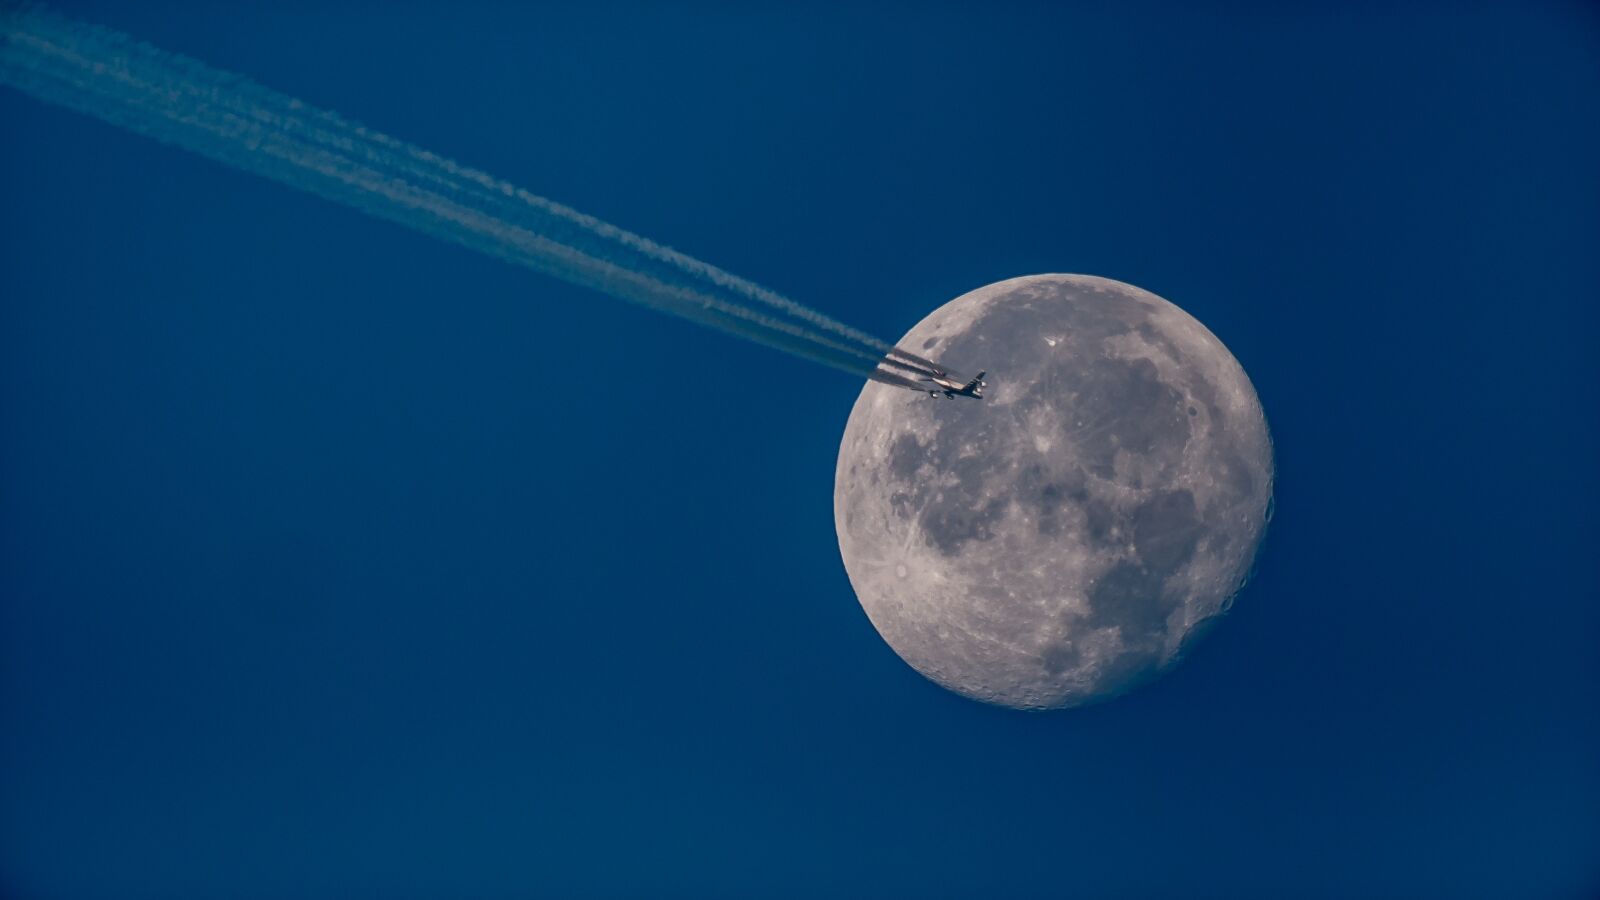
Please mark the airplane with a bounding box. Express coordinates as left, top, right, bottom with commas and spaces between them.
870, 347, 987, 399
923, 369, 986, 400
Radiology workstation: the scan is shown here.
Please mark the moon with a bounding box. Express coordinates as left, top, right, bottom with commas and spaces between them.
834, 275, 1273, 710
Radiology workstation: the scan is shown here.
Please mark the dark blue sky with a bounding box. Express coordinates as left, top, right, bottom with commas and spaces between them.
2, 2, 1596, 896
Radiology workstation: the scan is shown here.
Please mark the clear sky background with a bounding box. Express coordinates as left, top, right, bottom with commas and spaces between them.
2, 2, 1596, 897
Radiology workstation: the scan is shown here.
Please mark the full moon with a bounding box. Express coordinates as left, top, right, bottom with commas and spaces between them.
834, 275, 1273, 709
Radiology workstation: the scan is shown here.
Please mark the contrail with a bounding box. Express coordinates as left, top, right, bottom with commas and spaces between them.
884, 347, 949, 376
867, 369, 929, 392
0, 6, 898, 379
228, 76, 897, 357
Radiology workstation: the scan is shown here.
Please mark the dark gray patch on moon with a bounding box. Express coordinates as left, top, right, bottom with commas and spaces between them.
834, 275, 1273, 710
1133, 490, 1202, 571
887, 434, 925, 481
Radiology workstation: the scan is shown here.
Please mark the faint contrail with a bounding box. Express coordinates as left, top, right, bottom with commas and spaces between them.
0, 6, 895, 379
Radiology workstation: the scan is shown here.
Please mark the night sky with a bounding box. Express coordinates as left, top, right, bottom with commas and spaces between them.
2, 3, 1596, 897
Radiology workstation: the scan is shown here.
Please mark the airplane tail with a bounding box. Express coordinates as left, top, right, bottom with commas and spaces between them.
965, 371, 986, 396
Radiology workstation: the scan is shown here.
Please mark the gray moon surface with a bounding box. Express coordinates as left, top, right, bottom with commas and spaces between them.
834, 275, 1273, 710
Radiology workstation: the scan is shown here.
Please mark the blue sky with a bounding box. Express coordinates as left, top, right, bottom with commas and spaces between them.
2, 2, 1596, 896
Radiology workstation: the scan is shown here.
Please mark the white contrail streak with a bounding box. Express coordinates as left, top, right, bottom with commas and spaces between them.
0, 6, 895, 378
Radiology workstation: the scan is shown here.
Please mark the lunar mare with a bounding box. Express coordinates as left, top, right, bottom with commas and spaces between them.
834, 275, 1273, 709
